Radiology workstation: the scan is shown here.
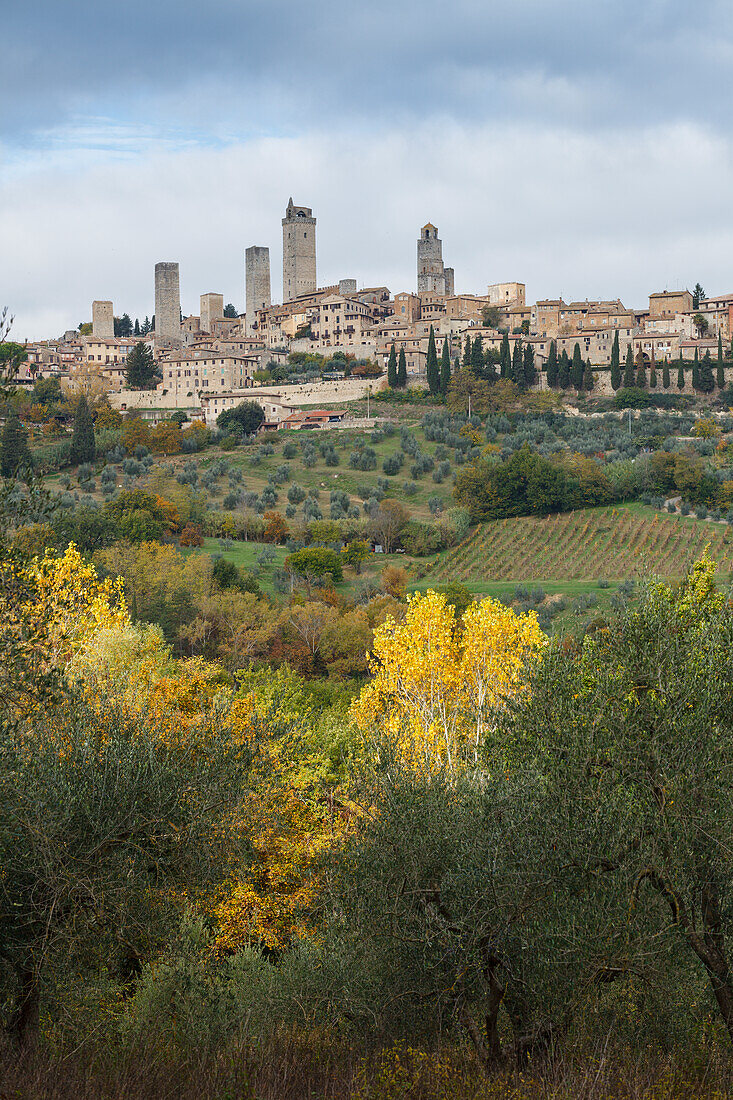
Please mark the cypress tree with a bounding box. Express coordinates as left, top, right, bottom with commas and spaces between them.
426, 325, 439, 394
677, 354, 685, 390
662, 358, 670, 389
649, 357, 657, 388
397, 347, 407, 388
499, 333, 511, 378
635, 351, 647, 389
511, 338, 523, 387
133, 317, 140, 336
70, 394, 96, 464
692, 347, 700, 391
523, 344, 536, 388
471, 335, 484, 374
558, 349, 570, 389
0, 414, 32, 478
546, 340, 558, 388
463, 335, 472, 368
582, 359, 594, 391
623, 346, 635, 388
387, 343, 398, 388
440, 338, 451, 396
571, 343, 584, 390
610, 331, 621, 390
718, 332, 725, 389
699, 350, 715, 393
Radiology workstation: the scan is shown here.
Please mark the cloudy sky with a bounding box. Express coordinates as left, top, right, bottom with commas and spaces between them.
2, 0, 732, 339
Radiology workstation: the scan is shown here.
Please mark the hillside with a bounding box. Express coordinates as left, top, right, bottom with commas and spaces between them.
426, 504, 733, 587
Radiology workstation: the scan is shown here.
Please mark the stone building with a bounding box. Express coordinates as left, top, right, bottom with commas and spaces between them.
154, 262, 182, 348
487, 283, 525, 308
92, 300, 114, 339
200, 292, 224, 335
417, 223, 453, 295
245, 246, 271, 334
282, 199, 317, 303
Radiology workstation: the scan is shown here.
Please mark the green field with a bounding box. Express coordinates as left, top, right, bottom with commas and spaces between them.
425, 504, 733, 588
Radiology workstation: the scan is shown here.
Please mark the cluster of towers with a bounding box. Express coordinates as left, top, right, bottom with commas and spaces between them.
95, 204, 455, 347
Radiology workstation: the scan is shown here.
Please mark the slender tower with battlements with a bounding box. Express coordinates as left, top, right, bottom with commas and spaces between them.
245, 246, 271, 334
154, 261, 181, 348
417, 224, 451, 295
282, 199, 316, 302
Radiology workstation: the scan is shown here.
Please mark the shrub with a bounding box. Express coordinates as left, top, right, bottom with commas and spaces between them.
179, 523, 204, 547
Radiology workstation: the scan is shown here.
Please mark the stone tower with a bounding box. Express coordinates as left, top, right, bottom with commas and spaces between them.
92, 300, 114, 339
282, 198, 316, 303
245, 246, 271, 334
200, 292, 224, 334
417, 223, 450, 295
154, 262, 181, 348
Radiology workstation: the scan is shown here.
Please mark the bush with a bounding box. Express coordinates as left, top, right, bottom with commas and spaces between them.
399, 520, 446, 556
179, 524, 204, 547
287, 484, 306, 505
428, 496, 445, 515
402, 481, 418, 496
382, 454, 403, 476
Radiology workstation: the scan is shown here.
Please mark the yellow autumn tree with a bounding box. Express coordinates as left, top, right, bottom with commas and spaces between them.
350, 589, 546, 775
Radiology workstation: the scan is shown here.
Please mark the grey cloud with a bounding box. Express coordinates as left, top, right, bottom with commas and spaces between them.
3, 0, 733, 141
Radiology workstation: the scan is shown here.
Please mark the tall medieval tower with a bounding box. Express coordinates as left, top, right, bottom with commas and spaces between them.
154, 261, 182, 348
245, 245, 272, 334
282, 198, 316, 302
417, 223, 452, 295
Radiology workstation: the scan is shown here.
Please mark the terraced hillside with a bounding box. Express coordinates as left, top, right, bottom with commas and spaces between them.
427, 506, 733, 585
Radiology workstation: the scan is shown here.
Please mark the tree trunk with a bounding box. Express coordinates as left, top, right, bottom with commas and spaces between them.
8, 963, 40, 1047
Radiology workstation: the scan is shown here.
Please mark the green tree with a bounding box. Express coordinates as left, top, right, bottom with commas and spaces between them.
692, 282, 706, 309
480, 304, 501, 328
558, 349, 570, 389
440, 338, 451, 396
545, 341, 558, 388
426, 325, 439, 395
0, 415, 32, 477
133, 317, 140, 336
511, 338, 523, 387
223, 303, 238, 318
216, 400, 265, 438
718, 333, 726, 389
610, 330, 621, 390
635, 352, 647, 389
662, 358, 671, 389
523, 343, 536, 388
649, 360, 657, 389
677, 354, 685, 390
499, 333, 511, 378
0, 341, 29, 385
504, 556, 733, 1043
115, 313, 133, 337
692, 347, 700, 390
70, 394, 95, 465
387, 343, 398, 388
699, 350, 715, 394
582, 359, 594, 391
397, 346, 407, 388
125, 341, 158, 389
463, 334, 472, 369
571, 343, 584, 390
470, 335, 484, 374
623, 345, 635, 388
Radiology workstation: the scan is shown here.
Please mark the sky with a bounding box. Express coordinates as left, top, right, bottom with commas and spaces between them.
2, 0, 733, 340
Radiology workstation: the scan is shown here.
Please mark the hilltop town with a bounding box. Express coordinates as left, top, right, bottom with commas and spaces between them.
16, 198, 733, 429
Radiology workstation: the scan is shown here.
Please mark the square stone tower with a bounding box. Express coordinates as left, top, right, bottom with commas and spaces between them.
200, 292, 224, 334
154, 261, 182, 348
417, 223, 449, 295
282, 198, 316, 303
245, 246, 271, 334
92, 300, 114, 339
